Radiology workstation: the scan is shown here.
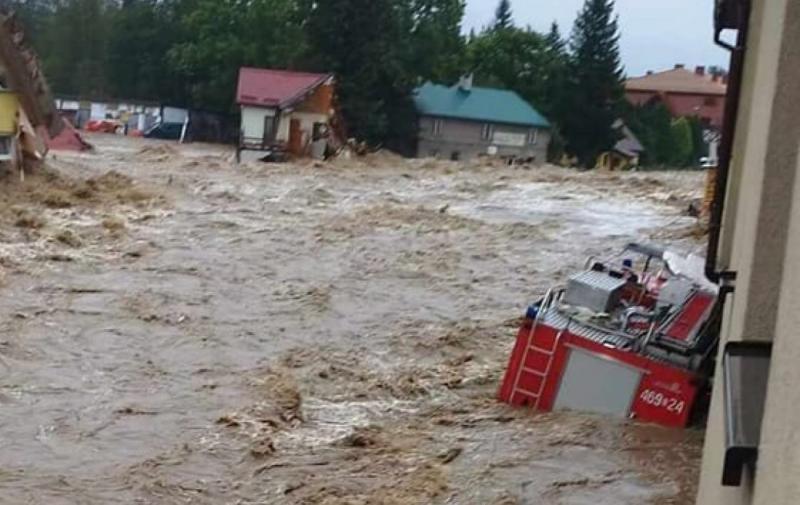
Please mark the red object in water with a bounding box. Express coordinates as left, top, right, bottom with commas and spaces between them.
499, 320, 700, 428
47, 119, 92, 151
85, 119, 120, 134
498, 244, 718, 429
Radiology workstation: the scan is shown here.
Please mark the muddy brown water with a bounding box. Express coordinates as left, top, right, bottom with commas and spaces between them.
0, 135, 704, 504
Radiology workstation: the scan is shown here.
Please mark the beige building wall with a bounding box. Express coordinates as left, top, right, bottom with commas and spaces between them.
696, 0, 800, 503
417, 116, 550, 162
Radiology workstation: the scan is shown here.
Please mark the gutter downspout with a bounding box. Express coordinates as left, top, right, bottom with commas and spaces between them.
706, 0, 752, 289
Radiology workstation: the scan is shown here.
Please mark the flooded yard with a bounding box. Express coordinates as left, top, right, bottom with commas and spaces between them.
0, 134, 704, 504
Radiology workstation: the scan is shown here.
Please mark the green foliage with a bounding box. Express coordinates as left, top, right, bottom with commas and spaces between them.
306, 0, 414, 147
493, 0, 512, 30
561, 0, 624, 166
670, 117, 693, 166
408, 0, 467, 83
108, 0, 183, 103
687, 115, 708, 164
467, 23, 569, 118
625, 101, 674, 166
467, 27, 547, 102
3, 0, 628, 156
168, 0, 307, 111
35, 0, 114, 98
624, 101, 709, 168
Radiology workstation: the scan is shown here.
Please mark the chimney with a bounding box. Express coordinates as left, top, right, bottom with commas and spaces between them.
711, 74, 719, 83
458, 73, 473, 92
695, 65, 706, 76
674, 63, 685, 69
646, 70, 654, 76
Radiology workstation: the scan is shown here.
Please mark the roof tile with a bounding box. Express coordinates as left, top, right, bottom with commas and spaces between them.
625, 68, 727, 96
237, 67, 332, 108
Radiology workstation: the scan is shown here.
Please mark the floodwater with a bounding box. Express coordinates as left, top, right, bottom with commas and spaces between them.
0, 135, 704, 504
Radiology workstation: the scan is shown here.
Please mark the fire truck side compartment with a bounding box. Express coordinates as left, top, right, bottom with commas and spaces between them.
553, 347, 643, 417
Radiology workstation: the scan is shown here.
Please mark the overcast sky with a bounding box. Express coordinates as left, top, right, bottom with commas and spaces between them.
464, 0, 730, 77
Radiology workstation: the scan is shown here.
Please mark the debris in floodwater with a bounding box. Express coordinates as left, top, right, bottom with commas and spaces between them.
40, 188, 74, 209
216, 415, 240, 428
102, 216, 126, 233
115, 407, 158, 416
283, 481, 306, 495
13, 208, 45, 229
336, 426, 382, 448
437, 447, 463, 464
250, 438, 276, 459
54, 228, 82, 248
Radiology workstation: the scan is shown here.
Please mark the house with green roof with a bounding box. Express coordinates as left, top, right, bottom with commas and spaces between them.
413, 76, 551, 162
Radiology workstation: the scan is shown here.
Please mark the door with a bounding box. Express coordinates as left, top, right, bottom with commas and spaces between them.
263, 115, 277, 146
288, 118, 303, 155
553, 348, 643, 417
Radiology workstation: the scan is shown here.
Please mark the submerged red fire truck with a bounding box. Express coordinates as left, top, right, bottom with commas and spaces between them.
499, 243, 720, 428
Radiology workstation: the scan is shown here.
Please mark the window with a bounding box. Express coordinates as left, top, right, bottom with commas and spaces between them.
433, 119, 444, 136
704, 96, 718, 107
263, 115, 276, 143
527, 129, 538, 145
481, 123, 494, 141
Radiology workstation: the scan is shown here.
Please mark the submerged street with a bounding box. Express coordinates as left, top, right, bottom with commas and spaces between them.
0, 134, 704, 504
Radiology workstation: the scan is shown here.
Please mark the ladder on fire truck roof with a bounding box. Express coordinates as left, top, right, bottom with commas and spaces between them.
508, 289, 566, 408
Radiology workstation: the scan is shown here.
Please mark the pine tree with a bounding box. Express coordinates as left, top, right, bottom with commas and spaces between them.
562, 0, 624, 166
493, 0, 512, 30
545, 21, 565, 55
542, 21, 569, 161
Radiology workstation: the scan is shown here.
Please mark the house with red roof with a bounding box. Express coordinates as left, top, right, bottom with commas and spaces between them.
236, 67, 335, 162
625, 65, 728, 129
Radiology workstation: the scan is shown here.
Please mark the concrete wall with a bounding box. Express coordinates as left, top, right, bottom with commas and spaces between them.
417, 116, 549, 162
696, 0, 800, 503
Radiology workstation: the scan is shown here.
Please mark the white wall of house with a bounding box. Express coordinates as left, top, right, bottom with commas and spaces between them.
241, 105, 277, 140
90, 103, 107, 120
57, 99, 80, 111
239, 105, 331, 157
276, 113, 291, 142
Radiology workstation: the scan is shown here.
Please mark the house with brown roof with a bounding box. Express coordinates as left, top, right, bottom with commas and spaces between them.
625, 65, 727, 129
236, 67, 335, 162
